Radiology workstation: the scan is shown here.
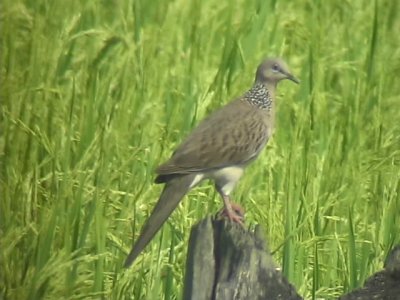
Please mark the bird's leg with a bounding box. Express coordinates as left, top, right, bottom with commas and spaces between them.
230, 202, 245, 217
219, 194, 245, 225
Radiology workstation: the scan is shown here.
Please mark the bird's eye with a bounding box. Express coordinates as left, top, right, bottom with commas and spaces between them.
272, 64, 279, 72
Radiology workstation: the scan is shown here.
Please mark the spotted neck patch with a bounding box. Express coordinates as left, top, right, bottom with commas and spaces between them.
244, 83, 272, 110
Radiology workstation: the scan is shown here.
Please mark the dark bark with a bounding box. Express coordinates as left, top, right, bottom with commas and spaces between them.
183, 216, 400, 300
340, 245, 400, 300
183, 217, 302, 300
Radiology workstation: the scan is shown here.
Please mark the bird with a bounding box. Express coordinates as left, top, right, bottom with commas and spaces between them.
124, 57, 299, 267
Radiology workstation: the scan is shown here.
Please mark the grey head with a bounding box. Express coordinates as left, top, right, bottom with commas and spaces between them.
255, 58, 300, 86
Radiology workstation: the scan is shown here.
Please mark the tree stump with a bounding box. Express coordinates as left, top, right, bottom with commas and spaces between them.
183, 216, 302, 300
339, 245, 400, 300
183, 216, 400, 300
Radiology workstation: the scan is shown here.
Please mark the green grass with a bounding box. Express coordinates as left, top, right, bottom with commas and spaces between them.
1, 0, 399, 299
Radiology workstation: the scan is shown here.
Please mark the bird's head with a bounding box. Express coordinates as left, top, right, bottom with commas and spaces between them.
255, 58, 300, 86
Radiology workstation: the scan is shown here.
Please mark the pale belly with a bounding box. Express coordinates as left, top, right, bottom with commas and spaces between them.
187, 165, 245, 196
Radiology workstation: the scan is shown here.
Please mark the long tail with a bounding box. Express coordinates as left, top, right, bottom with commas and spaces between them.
124, 174, 196, 267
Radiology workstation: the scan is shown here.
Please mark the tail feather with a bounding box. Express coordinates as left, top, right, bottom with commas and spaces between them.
124, 174, 196, 267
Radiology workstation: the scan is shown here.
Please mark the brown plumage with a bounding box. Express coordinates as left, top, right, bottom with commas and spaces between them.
124, 58, 299, 267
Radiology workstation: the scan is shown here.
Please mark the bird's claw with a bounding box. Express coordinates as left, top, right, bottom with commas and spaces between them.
218, 203, 245, 226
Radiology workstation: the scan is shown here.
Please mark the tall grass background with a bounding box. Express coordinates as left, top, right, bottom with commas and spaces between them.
1, 0, 399, 299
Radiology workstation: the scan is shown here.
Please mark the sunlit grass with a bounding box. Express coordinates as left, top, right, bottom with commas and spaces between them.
1, 0, 399, 299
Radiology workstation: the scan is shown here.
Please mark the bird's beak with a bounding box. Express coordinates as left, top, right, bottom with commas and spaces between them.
286, 72, 300, 84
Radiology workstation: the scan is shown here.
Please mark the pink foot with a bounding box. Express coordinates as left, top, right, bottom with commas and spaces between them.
218, 202, 245, 225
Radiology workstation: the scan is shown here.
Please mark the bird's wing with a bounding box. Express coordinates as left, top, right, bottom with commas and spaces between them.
156, 99, 271, 175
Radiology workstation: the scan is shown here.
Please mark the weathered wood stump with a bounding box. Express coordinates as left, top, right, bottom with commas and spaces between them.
183, 216, 302, 300
339, 245, 400, 300
183, 216, 400, 300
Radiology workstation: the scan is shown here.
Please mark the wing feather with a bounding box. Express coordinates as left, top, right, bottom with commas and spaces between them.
156, 99, 271, 176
